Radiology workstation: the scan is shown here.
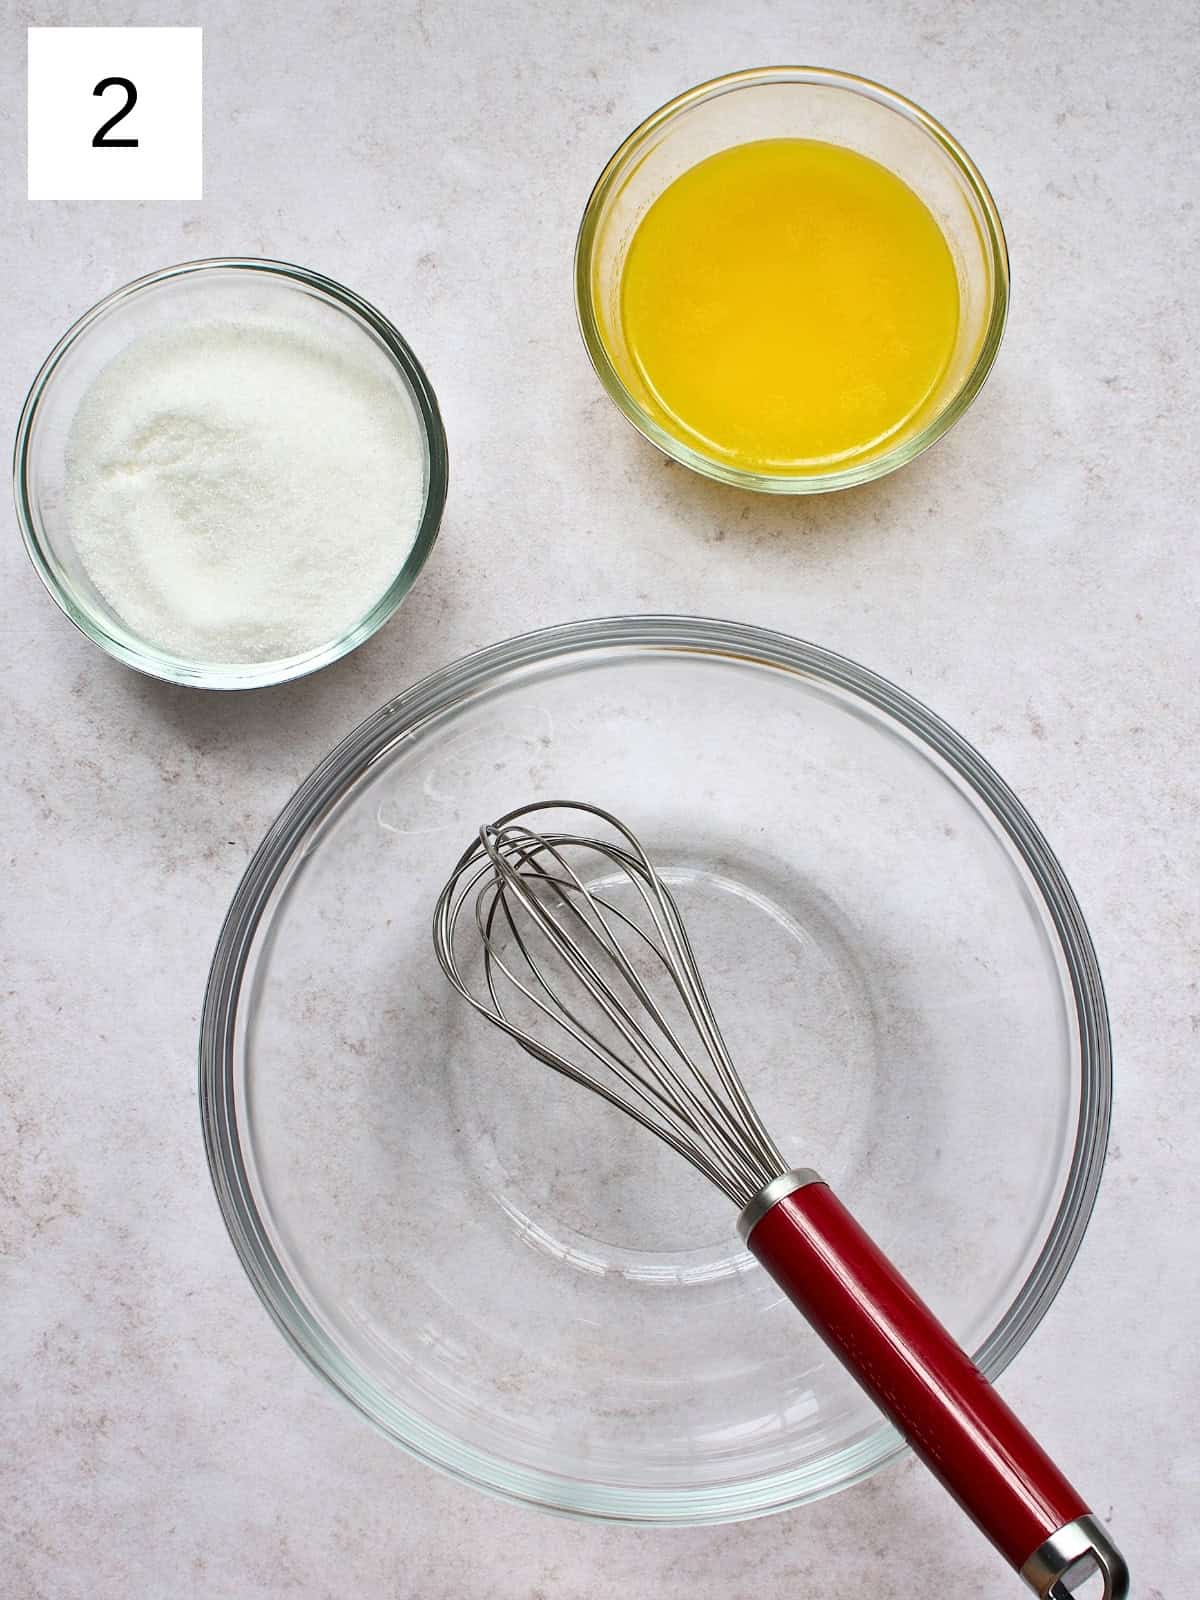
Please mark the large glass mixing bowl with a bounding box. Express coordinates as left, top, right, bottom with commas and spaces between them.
200, 617, 1110, 1523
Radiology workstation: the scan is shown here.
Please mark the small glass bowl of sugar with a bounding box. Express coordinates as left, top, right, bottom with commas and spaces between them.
14, 257, 448, 689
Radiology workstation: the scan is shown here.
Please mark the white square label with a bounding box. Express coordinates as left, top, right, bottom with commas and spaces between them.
28, 27, 203, 200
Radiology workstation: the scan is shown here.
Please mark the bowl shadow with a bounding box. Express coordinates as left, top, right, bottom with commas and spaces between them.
607, 412, 968, 565
101, 548, 462, 769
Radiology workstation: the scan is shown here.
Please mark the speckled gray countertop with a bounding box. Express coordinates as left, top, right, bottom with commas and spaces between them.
2, 2, 1197, 1596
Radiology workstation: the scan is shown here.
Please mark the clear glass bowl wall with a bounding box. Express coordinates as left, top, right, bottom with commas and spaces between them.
201, 618, 1109, 1523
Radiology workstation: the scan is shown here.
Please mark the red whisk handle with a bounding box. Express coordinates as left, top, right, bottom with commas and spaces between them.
743, 1175, 1128, 1597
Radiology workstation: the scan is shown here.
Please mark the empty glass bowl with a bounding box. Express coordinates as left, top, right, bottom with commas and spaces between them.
13, 258, 448, 689
575, 68, 1009, 493
200, 617, 1109, 1522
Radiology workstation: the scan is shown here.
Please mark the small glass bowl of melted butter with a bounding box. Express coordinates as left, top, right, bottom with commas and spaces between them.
575, 67, 1009, 493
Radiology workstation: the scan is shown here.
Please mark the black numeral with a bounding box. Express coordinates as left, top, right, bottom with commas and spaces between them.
92, 77, 138, 148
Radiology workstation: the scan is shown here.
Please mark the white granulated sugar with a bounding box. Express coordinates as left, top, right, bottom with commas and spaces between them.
64, 315, 426, 664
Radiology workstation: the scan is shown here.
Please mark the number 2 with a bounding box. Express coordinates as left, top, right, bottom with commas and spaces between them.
92, 77, 138, 147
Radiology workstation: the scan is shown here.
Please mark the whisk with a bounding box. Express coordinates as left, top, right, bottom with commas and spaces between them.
433, 801, 1127, 1599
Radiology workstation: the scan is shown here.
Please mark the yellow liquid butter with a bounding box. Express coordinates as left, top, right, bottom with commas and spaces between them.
611, 139, 961, 475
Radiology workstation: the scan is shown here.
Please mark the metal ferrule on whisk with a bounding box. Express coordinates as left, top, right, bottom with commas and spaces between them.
737, 1168, 824, 1241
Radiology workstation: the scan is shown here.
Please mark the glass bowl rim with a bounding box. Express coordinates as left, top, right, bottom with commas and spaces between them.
573, 65, 1011, 495
199, 614, 1111, 1525
11, 255, 449, 691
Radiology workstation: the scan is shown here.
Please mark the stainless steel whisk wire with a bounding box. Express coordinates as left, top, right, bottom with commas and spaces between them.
433, 801, 787, 1206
